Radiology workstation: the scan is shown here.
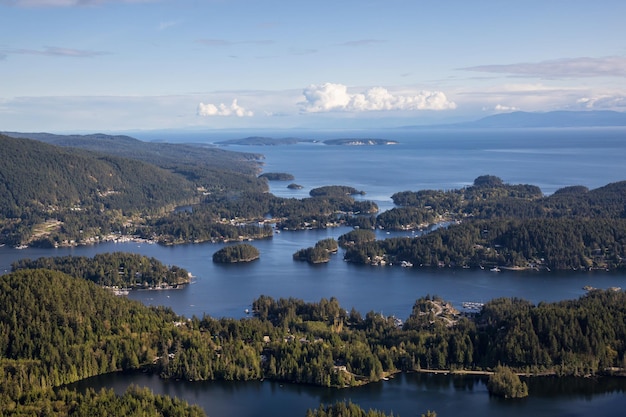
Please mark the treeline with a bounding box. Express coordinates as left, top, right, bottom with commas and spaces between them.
144, 209, 274, 245
344, 217, 626, 270
11, 252, 191, 288
0, 269, 179, 398
259, 172, 295, 181
0, 135, 196, 218
391, 175, 626, 224
306, 402, 435, 417
293, 238, 339, 264
212, 243, 260, 263
0, 133, 269, 247
338, 229, 377, 247
2, 268, 626, 410
306, 401, 403, 417
2, 386, 205, 417
309, 186, 366, 197
344, 176, 626, 270
202, 190, 378, 231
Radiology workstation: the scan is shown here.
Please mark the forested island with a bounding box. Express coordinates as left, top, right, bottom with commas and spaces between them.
11, 252, 191, 289
342, 175, 626, 271
2, 267, 626, 414
213, 243, 260, 263
213, 136, 399, 146
259, 172, 296, 181
293, 238, 339, 264
323, 138, 398, 146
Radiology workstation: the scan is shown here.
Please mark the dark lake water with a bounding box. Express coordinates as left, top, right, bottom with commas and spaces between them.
5, 127, 626, 416
67, 371, 626, 417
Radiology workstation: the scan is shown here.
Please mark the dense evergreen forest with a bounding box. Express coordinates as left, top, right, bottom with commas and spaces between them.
306, 401, 414, 417
344, 176, 626, 270
2, 268, 626, 413
11, 252, 191, 288
212, 243, 260, 263
293, 238, 339, 263
0, 134, 377, 247
259, 172, 295, 181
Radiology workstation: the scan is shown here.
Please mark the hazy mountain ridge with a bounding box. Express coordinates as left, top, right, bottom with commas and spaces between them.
421, 110, 626, 129
1, 131, 264, 176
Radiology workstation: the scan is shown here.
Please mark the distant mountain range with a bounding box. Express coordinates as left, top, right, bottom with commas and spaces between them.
406, 110, 626, 129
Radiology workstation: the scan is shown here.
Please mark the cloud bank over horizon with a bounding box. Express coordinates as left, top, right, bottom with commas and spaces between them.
300, 83, 457, 113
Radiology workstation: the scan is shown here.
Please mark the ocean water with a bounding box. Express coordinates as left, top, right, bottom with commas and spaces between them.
140, 127, 626, 213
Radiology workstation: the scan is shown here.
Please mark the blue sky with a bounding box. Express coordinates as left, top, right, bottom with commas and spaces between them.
1, 0, 625, 132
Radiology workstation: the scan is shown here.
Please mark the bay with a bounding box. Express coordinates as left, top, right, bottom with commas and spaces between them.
2, 229, 625, 321
5, 127, 626, 416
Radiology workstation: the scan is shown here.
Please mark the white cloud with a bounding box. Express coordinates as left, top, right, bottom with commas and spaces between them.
300, 83, 456, 113
461, 56, 626, 79
197, 99, 254, 117
576, 96, 626, 109
493, 104, 520, 112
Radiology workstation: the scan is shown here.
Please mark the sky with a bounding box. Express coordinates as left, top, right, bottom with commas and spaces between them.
1, 0, 626, 133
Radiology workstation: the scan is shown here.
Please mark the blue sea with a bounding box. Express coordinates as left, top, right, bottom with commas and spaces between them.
137, 127, 626, 213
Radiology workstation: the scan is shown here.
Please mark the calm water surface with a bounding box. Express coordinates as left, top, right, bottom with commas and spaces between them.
68, 371, 626, 417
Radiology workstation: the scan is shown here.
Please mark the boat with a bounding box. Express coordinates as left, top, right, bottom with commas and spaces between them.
400, 260, 413, 267
490, 267, 501, 272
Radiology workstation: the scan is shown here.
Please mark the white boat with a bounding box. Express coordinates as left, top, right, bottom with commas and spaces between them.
490, 267, 501, 272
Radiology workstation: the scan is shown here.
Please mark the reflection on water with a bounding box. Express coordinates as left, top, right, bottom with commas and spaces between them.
66, 371, 626, 417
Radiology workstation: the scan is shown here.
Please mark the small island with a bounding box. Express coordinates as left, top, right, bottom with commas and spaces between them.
338, 229, 377, 248
259, 172, 295, 181
213, 243, 260, 263
323, 138, 398, 146
309, 185, 366, 197
287, 183, 304, 190
293, 238, 339, 264
487, 366, 529, 399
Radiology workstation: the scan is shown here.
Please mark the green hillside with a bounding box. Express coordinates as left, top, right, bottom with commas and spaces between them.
0, 268, 206, 415
0, 134, 197, 214
0, 134, 204, 245
1, 131, 268, 192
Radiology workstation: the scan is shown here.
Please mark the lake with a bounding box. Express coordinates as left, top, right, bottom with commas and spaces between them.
5, 127, 626, 416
